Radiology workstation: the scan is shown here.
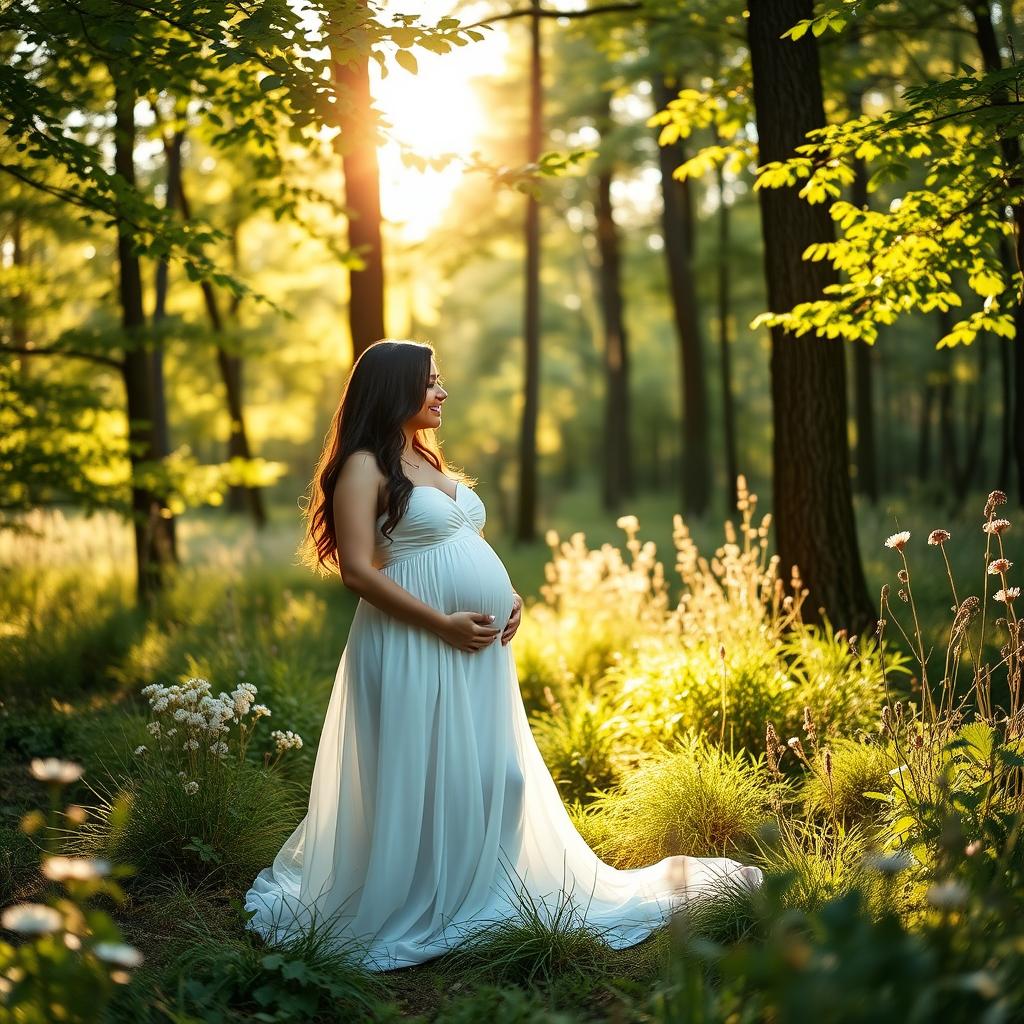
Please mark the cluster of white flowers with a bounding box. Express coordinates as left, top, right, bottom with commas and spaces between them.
271, 730, 303, 753
183, 780, 200, 796
139, 676, 300, 770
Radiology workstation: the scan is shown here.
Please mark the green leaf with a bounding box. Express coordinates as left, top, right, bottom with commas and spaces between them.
259, 75, 284, 93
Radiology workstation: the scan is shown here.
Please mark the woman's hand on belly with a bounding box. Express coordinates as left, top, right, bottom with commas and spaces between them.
438, 611, 502, 653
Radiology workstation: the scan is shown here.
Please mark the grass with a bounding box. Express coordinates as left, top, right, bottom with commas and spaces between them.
1, 480, 1021, 1021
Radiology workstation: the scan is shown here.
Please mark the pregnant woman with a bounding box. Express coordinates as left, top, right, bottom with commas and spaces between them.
243, 339, 762, 970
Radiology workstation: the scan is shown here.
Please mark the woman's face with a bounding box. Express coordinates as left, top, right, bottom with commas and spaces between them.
407, 356, 447, 432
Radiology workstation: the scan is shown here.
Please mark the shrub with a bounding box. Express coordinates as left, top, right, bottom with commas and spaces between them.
528, 682, 623, 805
575, 734, 778, 868
72, 676, 305, 890
802, 737, 898, 827
147, 918, 386, 1024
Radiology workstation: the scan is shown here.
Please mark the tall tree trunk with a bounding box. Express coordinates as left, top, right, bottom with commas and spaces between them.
516, 0, 542, 543
748, 0, 873, 632
594, 101, 634, 510
594, 167, 634, 509
970, 1, 1024, 502
333, 45, 386, 360
173, 154, 267, 529
918, 376, 936, 483
112, 75, 174, 602
654, 78, 711, 517
847, 81, 880, 504
150, 125, 182, 561
714, 158, 739, 508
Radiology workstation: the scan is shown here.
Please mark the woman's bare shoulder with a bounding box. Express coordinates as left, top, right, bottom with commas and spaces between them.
340, 449, 385, 481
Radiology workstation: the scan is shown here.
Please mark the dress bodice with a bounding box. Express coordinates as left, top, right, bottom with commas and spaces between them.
374, 483, 486, 567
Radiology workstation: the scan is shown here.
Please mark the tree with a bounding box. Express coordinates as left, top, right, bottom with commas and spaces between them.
593, 93, 635, 510
747, 0, 873, 631
333, 42, 387, 359
516, 0, 544, 543
654, 75, 711, 517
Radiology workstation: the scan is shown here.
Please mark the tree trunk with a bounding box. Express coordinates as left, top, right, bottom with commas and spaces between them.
714, 157, 739, 508
333, 45, 386, 360
747, 0, 873, 632
918, 377, 935, 483
847, 81, 879, 505
173, 155, 267, 529
150, 126, 182, 561
970, 1, 1024, 502
654, 78, 711, 517
516, 0, 542, 543
594, 113, 634, 510
112, 74, 175, 602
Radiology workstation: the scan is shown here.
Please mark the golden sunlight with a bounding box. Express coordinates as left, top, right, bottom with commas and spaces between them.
373, 2, 508, 241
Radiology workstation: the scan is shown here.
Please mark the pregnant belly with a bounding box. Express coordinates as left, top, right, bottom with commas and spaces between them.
438, 535, 516, 630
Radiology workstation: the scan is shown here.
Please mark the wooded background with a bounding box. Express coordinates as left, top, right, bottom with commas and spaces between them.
3, 0, 1022, 634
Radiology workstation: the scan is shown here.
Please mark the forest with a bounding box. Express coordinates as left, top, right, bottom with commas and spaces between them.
2, 0, 1023, 1021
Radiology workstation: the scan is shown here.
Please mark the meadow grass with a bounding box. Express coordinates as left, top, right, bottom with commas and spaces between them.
1, 481, 1022, 1021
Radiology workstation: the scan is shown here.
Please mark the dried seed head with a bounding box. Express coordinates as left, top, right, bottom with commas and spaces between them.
898, 588, 908, 602
881, 705, 892, 731
898, 569, 909, 584
928, 529, 951, 546
984, 490, 1007, 517
983, 518, 1011, 536
951, 595, 980, 643
989, 558, 1012, 574
802, 706, 817, 746
881, 584, 890, 603
823, 747, 833, 780
787, 736, 807, 761
894, 700, 904, 724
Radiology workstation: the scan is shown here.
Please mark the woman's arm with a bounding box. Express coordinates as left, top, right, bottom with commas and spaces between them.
333, 453, 499, 653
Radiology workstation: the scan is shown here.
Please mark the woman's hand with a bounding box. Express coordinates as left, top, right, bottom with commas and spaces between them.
501, 593, 523, 646
440, 611, 501, 652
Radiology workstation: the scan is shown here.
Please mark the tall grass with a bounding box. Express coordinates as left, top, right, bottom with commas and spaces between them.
573, 734, 778, 868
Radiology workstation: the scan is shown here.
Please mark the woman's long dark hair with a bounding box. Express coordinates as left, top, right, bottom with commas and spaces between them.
298, 339, 471, 577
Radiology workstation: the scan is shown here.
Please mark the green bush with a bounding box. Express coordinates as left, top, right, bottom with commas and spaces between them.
140, 919, 386, 1024
529, 682, 623, 805
802, 737, 898, 827
574, 734, 778, 868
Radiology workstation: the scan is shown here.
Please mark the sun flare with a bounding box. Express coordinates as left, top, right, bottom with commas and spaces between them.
373, 4, 507, 241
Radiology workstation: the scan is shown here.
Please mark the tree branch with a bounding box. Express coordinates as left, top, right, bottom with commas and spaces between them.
0, 344, 124, 369
466, 2, 643, 29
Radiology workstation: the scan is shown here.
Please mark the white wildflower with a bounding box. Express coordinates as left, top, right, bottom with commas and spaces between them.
271, 729, 303, 753
1, 903, 63, 935
884, 531, 911, 551
927, 879, 969, 909
41, 856, 111, 881
92, 941, 144, 968
146, 721, 161, 737
29, 758, 83, 784
133, 745, 147, 757
183, 780, 199, 795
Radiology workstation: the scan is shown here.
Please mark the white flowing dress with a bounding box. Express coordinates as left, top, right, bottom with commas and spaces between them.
243, 481, 763, 971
